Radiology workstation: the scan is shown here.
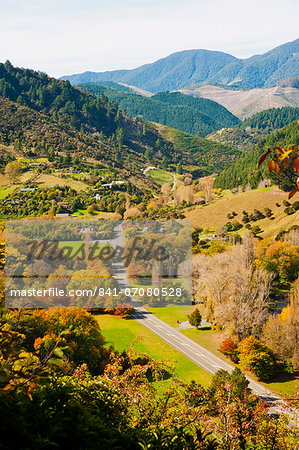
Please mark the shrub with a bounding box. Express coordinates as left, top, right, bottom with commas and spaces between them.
264, 207, 273, 218
188, 308, 202, 329
284, 207, 295, 215
231, 220, 242, 231
251, 225, 262, 236
10, 309, 107, 375
237, 336, 276, 380
114, 304, 134, 317
209, 368, 249, 399
219, 337, 239, 363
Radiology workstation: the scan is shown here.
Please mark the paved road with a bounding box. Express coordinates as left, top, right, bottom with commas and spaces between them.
105, 222, 297, 423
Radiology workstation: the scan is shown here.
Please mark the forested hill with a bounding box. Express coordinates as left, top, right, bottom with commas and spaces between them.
0, 60, 181, 186
62, 38, 299, 91
78, 83, 240, 136
240, 107, 299, 131
0, 61, 242, 180
214, 121, 299, 191
207, 106, 299, 151
0, 60, 120, 136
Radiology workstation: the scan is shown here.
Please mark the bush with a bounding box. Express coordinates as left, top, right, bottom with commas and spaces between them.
219, 337, 239, 363
10, 309, 107, 375
188, 308, 202, 329
251, 225, 262, 236
237, 336, 276, 380
264, 207, 273, 218
231, 220, 242, 231
114, 304, 134, 317
284, 207, 295, 215
209, 368, 249, 399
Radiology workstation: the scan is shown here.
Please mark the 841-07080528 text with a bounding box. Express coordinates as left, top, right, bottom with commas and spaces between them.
9, 287, 183, 298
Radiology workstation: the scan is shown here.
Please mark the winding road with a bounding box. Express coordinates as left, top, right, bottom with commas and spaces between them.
107, 222, 297, 424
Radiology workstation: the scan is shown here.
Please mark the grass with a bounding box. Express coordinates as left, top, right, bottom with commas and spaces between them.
181, 328, 298, 396
148, 308, 299, 396
261, 376, 299, 396
71, 210, 118, 219
146, 169, 174, 186
0, 186, 15, 199
95, 314, 213, 387
146, 305, 196, 327
181, 328, 223, 357
34, 174, 88, 191
185, 186, 299, 239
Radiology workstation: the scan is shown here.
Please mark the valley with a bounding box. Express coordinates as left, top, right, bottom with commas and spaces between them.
0, 46, 299, 448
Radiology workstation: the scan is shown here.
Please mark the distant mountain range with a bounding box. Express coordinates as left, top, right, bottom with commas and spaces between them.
62, 39, 299, 92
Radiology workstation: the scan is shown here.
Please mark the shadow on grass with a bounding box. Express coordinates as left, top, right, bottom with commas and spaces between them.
265, 370, 299, 385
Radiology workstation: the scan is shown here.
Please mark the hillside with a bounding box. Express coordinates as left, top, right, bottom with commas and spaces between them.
0, 61, 243, 189
239, 106, 299, 131
214, 121, 299, 191
207, 106, 299, 151
151, 123, 241, 178
0, 97, 159, 191
179, 83, 299, 119
206, 128, 266, 151
62, 39, 299, 92
78, 84, 240, 136
185, 187, 299, 239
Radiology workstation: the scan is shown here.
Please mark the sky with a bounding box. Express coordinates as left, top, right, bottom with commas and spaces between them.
0, 0, 298, 77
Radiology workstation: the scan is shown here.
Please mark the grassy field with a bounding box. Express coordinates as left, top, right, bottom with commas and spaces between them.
71, 210, 119, 219
35, 173, 88, 191
185, 187, 299, 239
146, 169, 174, 186
0, 186, 15, 199
147, 305, 197, 327
95, 314, 213, 387
61, 172, 90, 180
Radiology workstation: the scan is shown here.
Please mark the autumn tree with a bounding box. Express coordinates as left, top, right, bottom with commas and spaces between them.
197, 175, 214, 203
237, 336, 276, 380
262, 278, 299, 370
5, 161, 22, 185
193, 245, 273, 339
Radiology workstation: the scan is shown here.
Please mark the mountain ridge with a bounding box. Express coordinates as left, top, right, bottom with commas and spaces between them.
61, 39, 299, 92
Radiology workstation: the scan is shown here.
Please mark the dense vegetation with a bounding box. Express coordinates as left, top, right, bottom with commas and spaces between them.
240, 106, 299, 131
1, 305, 298, 449
151, 124, 241, 178
62, 39, 299, 91
214, 121, 299, 190
206, 127, 264, 152
0, 61, 244, 187
78, 84, 239, 136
